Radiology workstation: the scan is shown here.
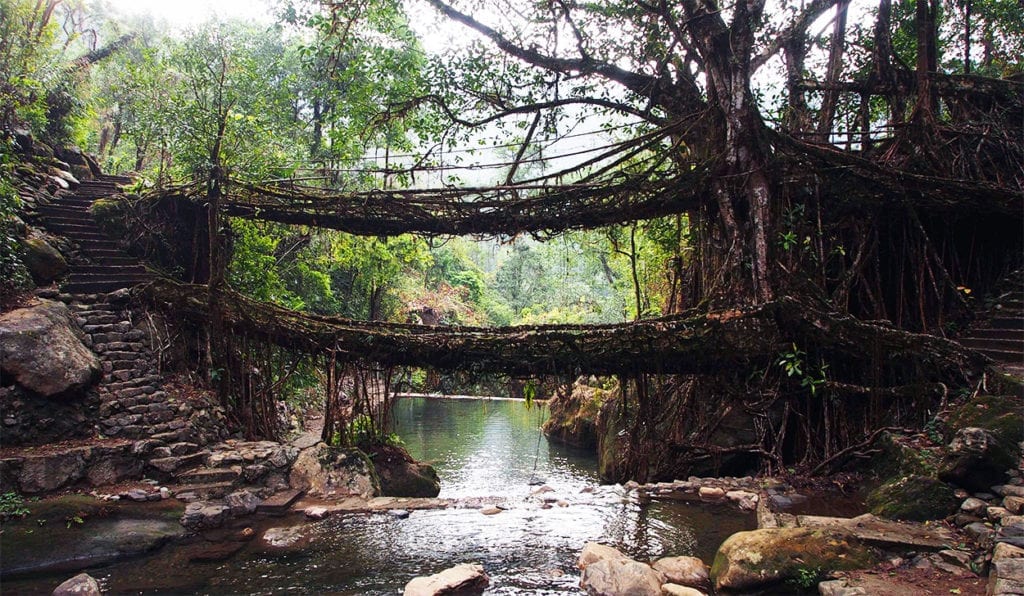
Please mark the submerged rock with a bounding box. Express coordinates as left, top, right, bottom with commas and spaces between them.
710, 527, 877, 591
52, 573, 101, 596
0, 300, 101, 397
403, 563, 490, 596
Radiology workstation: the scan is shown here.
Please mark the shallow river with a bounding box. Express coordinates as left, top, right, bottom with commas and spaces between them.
8, 397, 754, 594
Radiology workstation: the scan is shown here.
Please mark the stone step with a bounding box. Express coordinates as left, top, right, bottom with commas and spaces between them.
64, 278, 144, 294
74, 264, 147, 275
256, 489, 304, 516
149, 452, 207, 475
179, 467, 241, 485
963, 328, 1024, 341
960, 337, 1024, 353
973, 347, 1024, 363
69, 273, 150, 284
37, 204, 88, 215
63, 232, 115, 243
170, 482, 236, 501
39, 219, 99, 231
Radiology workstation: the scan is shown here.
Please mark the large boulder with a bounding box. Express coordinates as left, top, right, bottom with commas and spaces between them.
710, 528, 877, 592
403, 563, 490, 596
579, 558, 665, 596
21, 236, 67, 285
288, 443, 380, 499
0, 300, 101, 397
372, 445, 440, 498
865, 475, 959, 521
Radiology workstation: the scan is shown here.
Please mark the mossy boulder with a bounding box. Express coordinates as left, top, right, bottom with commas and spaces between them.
937, 394, 1022, 491
866, 475, 959, 521
370, 445, 440, 498
710, 527, 878, 591
288, 443, 380, 498
21, 236, 67, 285
542, 377, 614, 449
868, 432, 941, 479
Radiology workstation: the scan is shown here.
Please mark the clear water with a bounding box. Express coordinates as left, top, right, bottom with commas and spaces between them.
4, 398, 754, 594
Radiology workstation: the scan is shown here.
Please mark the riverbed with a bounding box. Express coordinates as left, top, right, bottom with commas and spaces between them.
3, 397, 755, 594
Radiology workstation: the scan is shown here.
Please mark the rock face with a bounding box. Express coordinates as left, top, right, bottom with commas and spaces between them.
710, 528, 877, 591
21, 236, 67, 285
4, 443, 144, 494
288, 443, 380, 498
0, 300, 101, 397
403, 563, 490, 596
52, 573, 101, 596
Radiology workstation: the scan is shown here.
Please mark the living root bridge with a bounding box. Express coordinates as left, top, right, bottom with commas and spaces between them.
141, 278, 984, 379
157, 173, 706, 238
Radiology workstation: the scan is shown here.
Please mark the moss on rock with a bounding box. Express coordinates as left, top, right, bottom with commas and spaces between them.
710, 527, 877, 591
865, 475, 959, 521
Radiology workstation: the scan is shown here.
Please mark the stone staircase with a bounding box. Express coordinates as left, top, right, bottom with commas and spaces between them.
35, 175, 151, 294
959, 271, 1024, 368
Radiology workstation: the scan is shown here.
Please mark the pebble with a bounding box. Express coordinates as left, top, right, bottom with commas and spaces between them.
480, 506, 503, 515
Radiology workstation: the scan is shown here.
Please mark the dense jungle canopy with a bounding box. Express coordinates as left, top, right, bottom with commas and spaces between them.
1, 0, 1021, 475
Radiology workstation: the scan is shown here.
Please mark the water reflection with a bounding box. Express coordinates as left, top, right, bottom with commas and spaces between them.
5, 397, 754, 595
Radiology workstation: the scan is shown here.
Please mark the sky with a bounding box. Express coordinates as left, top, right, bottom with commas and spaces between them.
102, 0, 273, 27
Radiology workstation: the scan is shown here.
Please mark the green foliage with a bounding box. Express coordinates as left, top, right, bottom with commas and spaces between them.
0, 0, 59, 133
343, 414, 404, 449
786, 566, 822, 590
0, 491, 30, 519
0, 140, 30, 299
777, 344, 829, 396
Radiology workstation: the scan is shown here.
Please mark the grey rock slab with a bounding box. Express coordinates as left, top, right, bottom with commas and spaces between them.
1, 518, 184, 577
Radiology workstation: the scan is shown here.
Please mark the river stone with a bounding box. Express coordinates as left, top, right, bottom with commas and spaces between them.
652, 555, 710, 589
22, 236, 67, 285
817, 579, 868, 595
578, 542, 630, 569
711, 528, 877, 591
262, 526, 315, 550
961, 497, 989, 516
403, 563, 490, 596
579, 558, 665, 596
224, 490, 260, 516
52, 573, 101, 595
288, 443, 380, 499
661, 585, 707, 596
181, 502, 230, 530
0, 300, 101, 397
